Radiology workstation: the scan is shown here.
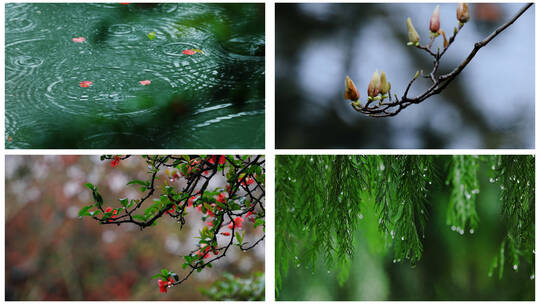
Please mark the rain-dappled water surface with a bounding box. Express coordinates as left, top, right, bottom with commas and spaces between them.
6, 3, 265, 148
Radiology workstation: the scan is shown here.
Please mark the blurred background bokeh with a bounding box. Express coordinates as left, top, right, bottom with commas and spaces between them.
5, 155, 264, 300
277, 159, 534, 300
276, 3, 534, 149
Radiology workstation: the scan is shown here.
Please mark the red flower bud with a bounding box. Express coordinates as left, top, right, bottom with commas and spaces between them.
234, 217, 245, 229
158, 279, 168, 293
430, 5, 440, 33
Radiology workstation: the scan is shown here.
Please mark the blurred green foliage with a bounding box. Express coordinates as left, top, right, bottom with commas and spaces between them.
200, 272, 265, 300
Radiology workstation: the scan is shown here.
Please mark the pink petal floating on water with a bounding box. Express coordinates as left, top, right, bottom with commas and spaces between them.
79, 81, 93, 88
72, 37, 86, 43
182, 49, 196, 55
139, 80, 151, 86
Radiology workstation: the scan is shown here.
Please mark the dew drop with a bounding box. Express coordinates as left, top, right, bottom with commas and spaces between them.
296, 264, 300, 268
530, 274, 535, 280
358, 213, 364, 220
469, 229, 474, 234
451, 225, 456, 231
513, 264, 518, 271
489, 178, 495, 183
327, 270, 331, 274
401, 236, 405, 241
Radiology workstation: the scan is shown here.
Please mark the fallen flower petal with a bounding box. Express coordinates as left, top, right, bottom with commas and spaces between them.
79, 81, 93, 88
139, 80, 151, 86
182, 49, 197, 55
72, 37, 86, 43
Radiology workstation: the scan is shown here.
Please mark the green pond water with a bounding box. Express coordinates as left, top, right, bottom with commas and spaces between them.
6, 3, 265, 148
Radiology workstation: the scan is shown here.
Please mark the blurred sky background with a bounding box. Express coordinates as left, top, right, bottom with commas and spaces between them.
276, 3, 534, 149
5, 155, 264, 300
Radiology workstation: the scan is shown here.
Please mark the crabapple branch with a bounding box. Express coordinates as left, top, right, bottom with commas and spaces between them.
79, 155, 265, 293
345, 3, 532, 117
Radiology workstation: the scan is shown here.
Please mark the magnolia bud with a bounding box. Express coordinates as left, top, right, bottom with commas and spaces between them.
379, 70, 390, 94
407, 18, 420, 44
367, 70, 381, 98
344, 76, 359, 101
430, 5, 440, 33
457, 3, 470, 24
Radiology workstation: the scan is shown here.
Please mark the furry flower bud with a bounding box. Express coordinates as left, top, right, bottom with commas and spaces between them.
367, 70, 381, 98
457, 3, 470, 24
430, 5, 440, 33
379, 70, 390, 94
344, 75, 360, 101
407, 18, 420, 44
